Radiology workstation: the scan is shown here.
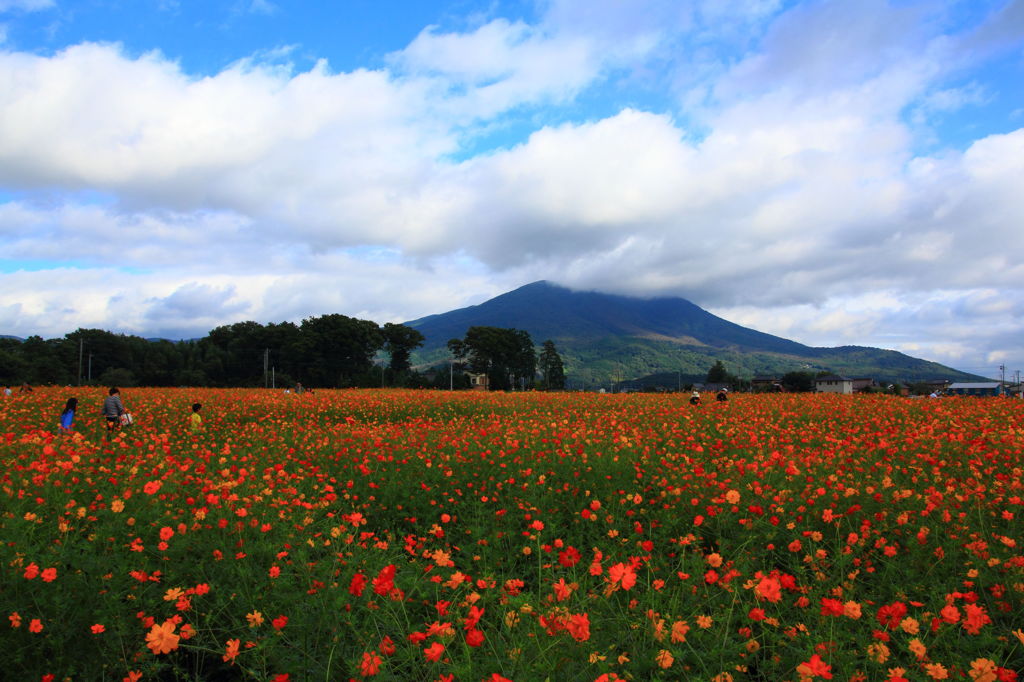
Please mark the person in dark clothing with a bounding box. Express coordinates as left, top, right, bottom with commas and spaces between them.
716, 388, 728, 402
102, 387, 126, 432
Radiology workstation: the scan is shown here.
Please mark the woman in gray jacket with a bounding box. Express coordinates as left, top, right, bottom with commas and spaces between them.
102, 387, 126, 432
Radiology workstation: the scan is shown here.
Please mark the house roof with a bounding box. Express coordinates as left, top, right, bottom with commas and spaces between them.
948, 382, 1001, 389
815, 374, 851, 382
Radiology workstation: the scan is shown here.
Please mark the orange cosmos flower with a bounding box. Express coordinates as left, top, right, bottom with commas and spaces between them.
246, 611, 264, 627
607, 562, 637, 590
91, 624, 106, 634
566, 613, 590, 642
164, 587, 185, 602
962, 604, 990, 634
924, 663, 949, 679
939, 604, 960, 624
146, 620, 180, 654
29, 618, 43, 633
655, 649, 674, 669
552, 578, 573, 602
968, 658, 997, 682
9, 612, 21, 628
670, 620, 689, 643
223, 638, 240, 664
40, 567, 57, 582
796, 654, 832, 680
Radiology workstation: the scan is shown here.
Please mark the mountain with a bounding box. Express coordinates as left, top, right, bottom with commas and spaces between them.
406, 281, 984, 387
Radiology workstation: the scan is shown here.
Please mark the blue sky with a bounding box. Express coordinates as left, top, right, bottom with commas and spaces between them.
1, 0, 1022, 379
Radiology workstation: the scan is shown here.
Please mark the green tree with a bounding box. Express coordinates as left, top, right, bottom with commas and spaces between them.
298, 314, 384, 387
781, 371, 816, 392
538, 340, 566, 390
706, 360, 729, 384
382, 323, 425, 373
448, 326, 536, 391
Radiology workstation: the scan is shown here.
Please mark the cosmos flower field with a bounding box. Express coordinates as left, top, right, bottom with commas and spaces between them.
2, 388, 1023, 681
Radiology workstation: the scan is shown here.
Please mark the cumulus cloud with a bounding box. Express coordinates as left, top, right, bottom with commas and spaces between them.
0, 0, 1022, 376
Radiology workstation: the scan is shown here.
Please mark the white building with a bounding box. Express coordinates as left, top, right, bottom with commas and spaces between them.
815, 374, 854, 394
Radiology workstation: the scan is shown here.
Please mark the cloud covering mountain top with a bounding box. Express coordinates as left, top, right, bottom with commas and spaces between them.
1, 0, 1022, 378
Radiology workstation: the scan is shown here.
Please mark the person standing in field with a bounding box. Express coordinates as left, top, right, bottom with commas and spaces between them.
190, 403, 203, 433
102, 387, 126, 432
59, 398, 78, 433
690, 389, 701, 405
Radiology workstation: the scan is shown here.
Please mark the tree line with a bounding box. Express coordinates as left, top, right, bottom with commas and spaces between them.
0, 315, 424, 389
0, 320, 566, 391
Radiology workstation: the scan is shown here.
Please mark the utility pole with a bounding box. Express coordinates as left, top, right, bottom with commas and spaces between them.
264, 349, 269, 388
449, 359, 453, 391
78, 337, 83, 386
88, 353, 92, 382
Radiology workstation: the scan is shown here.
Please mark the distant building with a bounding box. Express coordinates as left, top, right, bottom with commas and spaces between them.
752, 376, 782, 392
850, 377, 875, 392
815, 374, 854, 394
468, 373, 489, 391
924, 379, 951, 393
700, 382, 731, 394
947, 382, 1004, 397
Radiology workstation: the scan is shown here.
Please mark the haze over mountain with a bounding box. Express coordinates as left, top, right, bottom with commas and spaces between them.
407, 281, 984, 387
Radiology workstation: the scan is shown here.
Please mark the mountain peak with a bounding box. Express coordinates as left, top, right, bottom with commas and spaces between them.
407, 283, 981, 385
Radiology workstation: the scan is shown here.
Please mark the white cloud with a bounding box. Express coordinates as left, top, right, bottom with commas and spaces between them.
0, 0, 1022, 376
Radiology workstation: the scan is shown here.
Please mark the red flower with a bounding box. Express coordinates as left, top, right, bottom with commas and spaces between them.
567, 613, 590, 642
756, 576, 782, 603
876, 602, 907, 630
464, 605, 484, 630
271, 615, 288, 631
796, 653, 833, 679
372, 564, 396, 596
558, 546, 581, 568
379, 635, 396, 656
349, 573, 367, 597
360, 651, 382, 677
466, 628, 485, 647
820, 598, 844, 617
962, 603, 991, 635
423, 641, 445, 662
608, 562, 637, 590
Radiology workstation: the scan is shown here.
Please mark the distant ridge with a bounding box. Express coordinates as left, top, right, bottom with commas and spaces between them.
406, 281, 984, 386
